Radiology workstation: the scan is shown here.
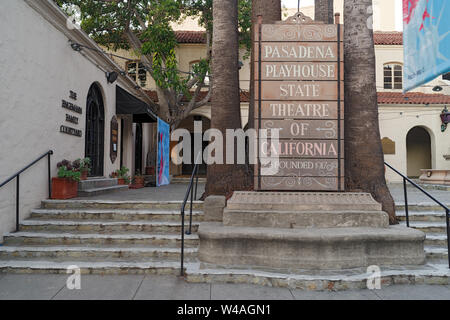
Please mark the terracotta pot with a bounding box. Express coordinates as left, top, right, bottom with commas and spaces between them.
117, 178, 126, 185
145, 167, 155, 175
129, 184, 144, 189
80, 170, 89, 181
134, 176, 145, 186
51, 177, 78, 200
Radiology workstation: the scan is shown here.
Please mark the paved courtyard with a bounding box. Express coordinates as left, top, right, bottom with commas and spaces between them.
0, 273, 449, 300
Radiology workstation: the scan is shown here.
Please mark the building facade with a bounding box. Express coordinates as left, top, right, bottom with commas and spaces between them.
0, 0, 159, 240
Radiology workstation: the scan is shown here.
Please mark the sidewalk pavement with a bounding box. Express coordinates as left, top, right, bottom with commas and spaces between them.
0, 274, 449, 300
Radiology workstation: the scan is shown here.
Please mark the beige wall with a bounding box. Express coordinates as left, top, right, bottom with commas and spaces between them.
379, 105, 450, 182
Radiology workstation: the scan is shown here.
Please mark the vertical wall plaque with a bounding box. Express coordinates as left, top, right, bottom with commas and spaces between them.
110, 116, 119, 163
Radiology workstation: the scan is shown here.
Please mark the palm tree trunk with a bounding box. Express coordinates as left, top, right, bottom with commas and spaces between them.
248, 0, 281, 131
344, 0, 396, 224
205, 0, 252, 197
315, 0, 334, 24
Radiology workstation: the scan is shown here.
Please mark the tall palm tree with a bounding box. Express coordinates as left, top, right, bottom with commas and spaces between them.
248, 0, 282, 131
315, 0, 334, 23
344, 0, 396, 224
205, 0, 252, 196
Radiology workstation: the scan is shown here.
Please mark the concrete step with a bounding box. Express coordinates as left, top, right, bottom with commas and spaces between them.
0, 245, 197, 261
425, 233, 448, 247
30, 208, 203, 222
400, 221, 449, 233
3, 232, 199, 247
171, 177, 206, 184
20, 219, 198, 234
41, 200, 203, 210
397, 210, 447, 222
184, 262, 450, 291
396, 203, 450, 212
425, 246, 448, 260
78, 178, 118, 190
78, 185, 129, 197
0, 260, 193, 275
224, 209, 389, 229
19, 220, 199, 233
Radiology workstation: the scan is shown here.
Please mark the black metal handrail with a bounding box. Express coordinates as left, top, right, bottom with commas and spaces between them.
0, 150, 53, 231
385, 162, 450, 268
180, 161, 200, 276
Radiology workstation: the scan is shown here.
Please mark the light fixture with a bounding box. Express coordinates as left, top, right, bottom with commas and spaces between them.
238, 61, 244, 70
106, 71, 119, 84
70, 42, 82, 52
432, 85, 443, 92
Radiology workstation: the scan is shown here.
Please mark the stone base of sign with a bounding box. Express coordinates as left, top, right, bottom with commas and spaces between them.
198, 191, 426, 270
204, 196, 226, 222
198, 223, 425, 270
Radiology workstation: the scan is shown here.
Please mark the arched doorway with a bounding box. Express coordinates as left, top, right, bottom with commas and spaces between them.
406, 126, 431, 178
85, 83, 105, 177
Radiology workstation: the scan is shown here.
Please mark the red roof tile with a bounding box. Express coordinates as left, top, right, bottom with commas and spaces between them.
175, 31, 206, 44
374, 32, 403, 45
146, 90, 449, 105
378, 92, 450, 105
175, 30, 404, 46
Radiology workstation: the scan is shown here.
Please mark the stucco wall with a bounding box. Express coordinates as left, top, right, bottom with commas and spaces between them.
379, 106, 450, 182
0, 0, 122, 241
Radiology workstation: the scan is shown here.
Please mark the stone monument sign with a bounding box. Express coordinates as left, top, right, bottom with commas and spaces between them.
254, 13, 344, 191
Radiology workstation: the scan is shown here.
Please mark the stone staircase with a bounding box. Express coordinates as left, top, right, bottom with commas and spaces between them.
397, 203, 449, 262
0, 199, 203, 274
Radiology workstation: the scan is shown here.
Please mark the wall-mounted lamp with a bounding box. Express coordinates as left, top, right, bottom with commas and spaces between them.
70, 42, 82, 52
441, 106, 449, 132
106, 71, 119, 84
238, 61, 244, 70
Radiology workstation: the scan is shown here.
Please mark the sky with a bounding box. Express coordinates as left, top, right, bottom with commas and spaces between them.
281, 0, 403, 31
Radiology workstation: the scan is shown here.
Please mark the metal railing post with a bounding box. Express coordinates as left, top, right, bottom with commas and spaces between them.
403, 177, 410, 228
48, 152, 52, 199
187, 178, 194, 235
16, 175, 20, 232
446, 209, 450, 269
194, 174, 199, 201
180, 206, 185, 276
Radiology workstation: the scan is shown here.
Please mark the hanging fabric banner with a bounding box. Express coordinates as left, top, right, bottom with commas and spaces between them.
403, 0, 450, 92
156, 118, 170, 187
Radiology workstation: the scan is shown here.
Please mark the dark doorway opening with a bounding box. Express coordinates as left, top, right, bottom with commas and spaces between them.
406, 126, 432, 178
135, 123, 143, 174
85, 83, 105, 177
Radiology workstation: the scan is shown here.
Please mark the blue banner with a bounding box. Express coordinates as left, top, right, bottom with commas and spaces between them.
156, 118, 170, 187
403, 0, 450, 92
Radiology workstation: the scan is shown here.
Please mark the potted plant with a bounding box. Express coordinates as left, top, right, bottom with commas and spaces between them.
130, 171, 145, 189
52, 160, 81, 199
113, 166, 130, 185
73, 158, 91, 180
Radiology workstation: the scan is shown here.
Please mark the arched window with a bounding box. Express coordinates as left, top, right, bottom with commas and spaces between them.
126, 60, 147, 87
384, 63, 403, 90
